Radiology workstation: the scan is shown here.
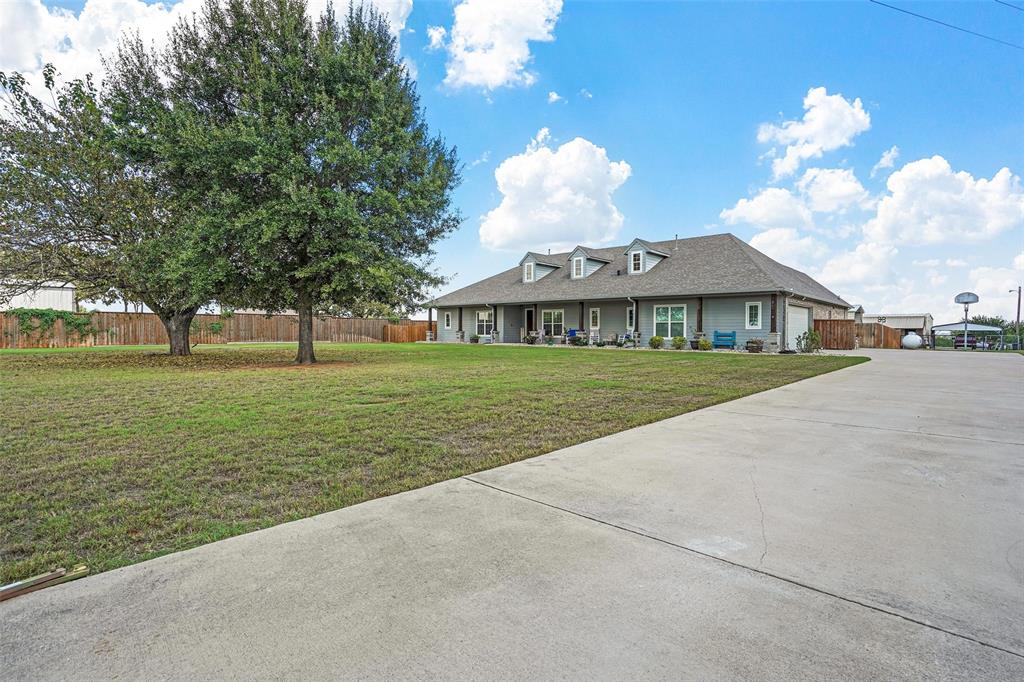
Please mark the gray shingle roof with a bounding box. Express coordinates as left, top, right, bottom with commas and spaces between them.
520, 251, 563, 268
430, 233, 849, 308
569, 246, 612, 262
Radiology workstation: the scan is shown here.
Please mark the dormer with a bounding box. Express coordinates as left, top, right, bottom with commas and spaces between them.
567, 246, 612, 279
519, 252, 562, 283
623, 238, 670, 274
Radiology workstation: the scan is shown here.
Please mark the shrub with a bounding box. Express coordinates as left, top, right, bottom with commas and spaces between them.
671, 335, 687, 350
649, 335, 664, 349
569, 336, 588, 346
796, 330, 821, 353
523, 334, 538, 345
698, 337, 712, 351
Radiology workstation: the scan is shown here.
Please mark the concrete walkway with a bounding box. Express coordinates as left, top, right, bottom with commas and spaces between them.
3, 350, 1022, 680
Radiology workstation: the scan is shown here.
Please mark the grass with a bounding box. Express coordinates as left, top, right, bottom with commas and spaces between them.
0, 343, 866, 583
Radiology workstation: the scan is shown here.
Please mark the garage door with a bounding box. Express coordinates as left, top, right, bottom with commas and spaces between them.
786, 304, 809, 350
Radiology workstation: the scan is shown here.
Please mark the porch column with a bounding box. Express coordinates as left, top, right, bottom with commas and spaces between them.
579, 302, 585, 332
632, 299, 638, 332
427, 307, 433, 342
696, 297, 703, 333
458, 306, 463, 342
770, 294, 778, 333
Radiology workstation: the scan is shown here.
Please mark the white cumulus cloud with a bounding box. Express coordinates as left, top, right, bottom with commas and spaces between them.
815, 241, 898, 288
720, 187, 813, 231
426, 25, 447, 51
0, 0, 412, 94
749, 228, 828, 271
863, 156, 1024, 245
796, 167, 869, 213
479, 128, 631, 252
547, 90, 562, 103
758, 86, 871, 179
871, 145, 900, 178
441, 0, 562, 91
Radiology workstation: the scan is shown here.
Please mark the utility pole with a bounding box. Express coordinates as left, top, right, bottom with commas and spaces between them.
1011, 286, 1022, 350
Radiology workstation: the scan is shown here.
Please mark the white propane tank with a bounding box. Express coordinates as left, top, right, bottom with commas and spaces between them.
902, 331, 923, 349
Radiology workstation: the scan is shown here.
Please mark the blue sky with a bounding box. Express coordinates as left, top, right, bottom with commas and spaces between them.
3, 0, 1022, 321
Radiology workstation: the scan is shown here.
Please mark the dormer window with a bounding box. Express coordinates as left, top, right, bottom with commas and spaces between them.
629, 251, 643, 274
572, 257, 584, 278
523, 262, 535, 282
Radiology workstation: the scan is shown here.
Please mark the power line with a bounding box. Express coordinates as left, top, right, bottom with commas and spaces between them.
868, 0, 1024, 50
993, 0, 1024, 13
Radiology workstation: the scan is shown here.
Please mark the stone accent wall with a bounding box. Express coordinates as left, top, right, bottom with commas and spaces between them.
810, 301, 848, 320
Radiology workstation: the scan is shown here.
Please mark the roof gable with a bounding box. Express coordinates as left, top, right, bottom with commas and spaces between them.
519, 251, 563, 268
568, 246, 612, 263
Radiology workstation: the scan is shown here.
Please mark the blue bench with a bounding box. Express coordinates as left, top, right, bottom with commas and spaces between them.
712, 330, 736, 349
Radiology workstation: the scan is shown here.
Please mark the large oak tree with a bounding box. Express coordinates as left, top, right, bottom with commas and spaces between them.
161, 0, 461, 363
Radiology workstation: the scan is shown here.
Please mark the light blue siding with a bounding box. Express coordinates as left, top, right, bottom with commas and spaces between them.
436, 306, 493, 342
703, 295, 773, 345
582, 301, 628, 341
638, 299, 700, 340
645, 253, 665, 271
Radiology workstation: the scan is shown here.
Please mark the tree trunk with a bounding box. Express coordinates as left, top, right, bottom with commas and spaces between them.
160, 308, 199, 356
295, 291, 316, 364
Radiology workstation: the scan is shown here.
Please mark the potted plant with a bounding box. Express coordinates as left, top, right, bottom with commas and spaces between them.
470, 334, 480, 344
690, 331, 705, 350
745, 338, 765, 353
671, 336, 687, 350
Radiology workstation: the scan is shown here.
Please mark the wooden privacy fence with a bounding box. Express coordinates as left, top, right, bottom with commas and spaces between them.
1, 311, 434, 349
813, 319, 902, 350
856, 322, 902, 349
383, 321, 435, 343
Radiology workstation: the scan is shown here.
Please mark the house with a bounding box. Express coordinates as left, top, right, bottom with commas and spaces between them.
0, 282, 77, 312
862, 313, 933, 339
427, 233, 849, 351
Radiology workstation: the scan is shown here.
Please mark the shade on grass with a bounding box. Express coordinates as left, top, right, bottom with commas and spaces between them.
0, 343, 866, 582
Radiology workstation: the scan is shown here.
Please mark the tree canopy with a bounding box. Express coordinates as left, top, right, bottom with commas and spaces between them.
157, 0, 461, 362
1, 0, 460, 362
0, 67, 226, 355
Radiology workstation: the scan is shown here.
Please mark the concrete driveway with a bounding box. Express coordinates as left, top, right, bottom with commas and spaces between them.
2, 350, 1022, 680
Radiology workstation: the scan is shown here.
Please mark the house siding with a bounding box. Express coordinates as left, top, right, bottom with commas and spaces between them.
436, 306, 494, 342
638, 298, 700, 341
703, 295, 773, 345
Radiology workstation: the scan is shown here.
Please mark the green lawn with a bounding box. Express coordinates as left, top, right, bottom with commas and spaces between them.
0, 343, 866, 583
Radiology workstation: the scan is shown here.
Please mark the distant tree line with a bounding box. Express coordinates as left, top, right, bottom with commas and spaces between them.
0, 0, 460, 362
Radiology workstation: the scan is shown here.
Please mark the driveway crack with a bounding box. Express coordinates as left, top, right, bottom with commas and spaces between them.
749, 469, 768, 568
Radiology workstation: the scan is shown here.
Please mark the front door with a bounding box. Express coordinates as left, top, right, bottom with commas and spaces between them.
524, 307, 535, 333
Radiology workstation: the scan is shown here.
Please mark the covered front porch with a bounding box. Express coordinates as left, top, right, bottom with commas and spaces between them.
428, 294, 783, 348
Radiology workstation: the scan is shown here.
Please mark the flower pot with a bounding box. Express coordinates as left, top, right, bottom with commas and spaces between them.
745, 342, 763, 353
690, 340, 699, 350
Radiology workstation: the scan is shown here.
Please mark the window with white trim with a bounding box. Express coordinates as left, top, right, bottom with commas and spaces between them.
626, 305, 635, 330
523, 262, 534, 282
572, 256, 584, 278
476, 310, 493, 336
542, 309, 564, 336
629, 251, 643, 273
745, 302, 762, 330
590, 307, 600, 329
654, 305, 686, 338
443, 312, 452, 329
